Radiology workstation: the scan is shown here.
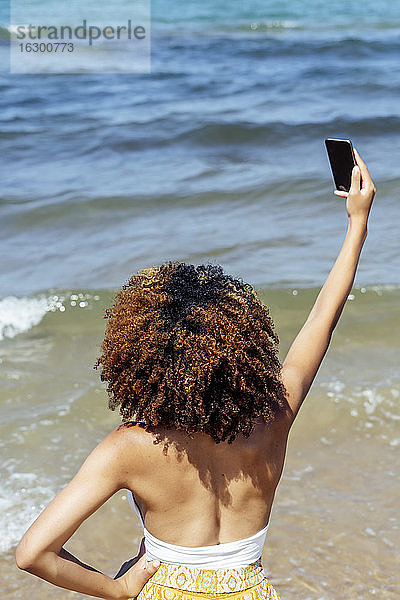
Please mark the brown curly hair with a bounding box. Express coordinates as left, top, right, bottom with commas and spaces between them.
94, 261, 288, 443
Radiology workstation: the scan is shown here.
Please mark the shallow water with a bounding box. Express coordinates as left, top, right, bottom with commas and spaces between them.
1, 286, 399, 599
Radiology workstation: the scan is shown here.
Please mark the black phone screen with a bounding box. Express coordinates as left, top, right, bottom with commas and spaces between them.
325, 138, 356, 192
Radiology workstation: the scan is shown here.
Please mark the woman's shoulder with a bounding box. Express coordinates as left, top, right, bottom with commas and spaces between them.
108, 420, 162, 454
109, 420, 150, 441
89, 422, 149, 462
87, 422, 157, 487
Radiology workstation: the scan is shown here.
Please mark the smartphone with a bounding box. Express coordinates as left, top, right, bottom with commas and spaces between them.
325, 138, 357, 193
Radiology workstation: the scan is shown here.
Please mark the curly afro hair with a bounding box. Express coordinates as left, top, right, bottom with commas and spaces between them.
94, 261, 288, 443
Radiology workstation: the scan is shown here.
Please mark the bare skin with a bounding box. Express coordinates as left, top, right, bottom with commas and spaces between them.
15, 149, 376, 600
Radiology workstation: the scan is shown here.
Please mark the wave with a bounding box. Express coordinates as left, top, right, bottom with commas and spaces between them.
3, 114, 395, 159
1, 285, 399, 342
233, 34, 400, 56
146, 19, 400, 37
0, 296, 57, 341
0, 292, 100, 341
169, 115, 400, 148
0, 468, 56, 554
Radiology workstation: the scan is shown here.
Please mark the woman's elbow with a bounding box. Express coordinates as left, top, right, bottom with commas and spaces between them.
15, 539, 40, 572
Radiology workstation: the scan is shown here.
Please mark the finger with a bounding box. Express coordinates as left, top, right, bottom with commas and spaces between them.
353, 147, 366, 170
349, 165, 361, 193
353, 148, 374, 189
132, 559, 161, 588
136, 554, 160, 574
145, 560, 160, 574
333, 190, 348, 198
139, 557, 159, 574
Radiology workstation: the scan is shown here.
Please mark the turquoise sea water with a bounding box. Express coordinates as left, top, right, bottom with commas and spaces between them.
1, 1, 400, 598
0, 0, 399, 293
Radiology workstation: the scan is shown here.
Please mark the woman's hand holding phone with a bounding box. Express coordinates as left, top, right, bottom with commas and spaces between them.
334, 148, 376, 224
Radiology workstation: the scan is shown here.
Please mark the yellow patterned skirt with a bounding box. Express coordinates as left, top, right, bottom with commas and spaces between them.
137, 559, 280, 600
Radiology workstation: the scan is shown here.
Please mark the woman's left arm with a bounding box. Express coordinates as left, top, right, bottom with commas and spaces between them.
15, 427, 158, 600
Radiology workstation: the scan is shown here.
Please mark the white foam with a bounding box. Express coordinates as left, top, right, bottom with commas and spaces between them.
361, 388, 385, 416
0, 295, 65, 341
249, 20, 300, 31
0, 468, 56, 554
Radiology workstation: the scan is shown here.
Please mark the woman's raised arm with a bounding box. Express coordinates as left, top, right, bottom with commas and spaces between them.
281, 148, 376, 421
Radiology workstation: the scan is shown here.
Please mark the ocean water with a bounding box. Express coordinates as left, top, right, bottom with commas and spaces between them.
1, 1, 400, 598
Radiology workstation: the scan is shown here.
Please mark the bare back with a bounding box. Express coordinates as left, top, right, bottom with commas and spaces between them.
119, 416, 291, 546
